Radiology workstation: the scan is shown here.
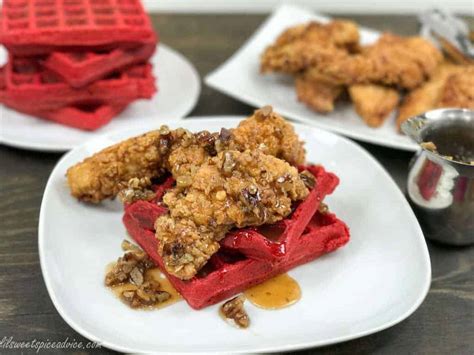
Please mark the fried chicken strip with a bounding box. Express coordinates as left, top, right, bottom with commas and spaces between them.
349, 84, 400, 127
260, 20, 359, 74
396, 64, 465, 130
229, 105, 306, 166
155, 149, 311, 280
306, 34, 443, 90
66, 129, 167, 203
67, 107, 306, 202
295, 72, 343, 113
437, 66, 474, 108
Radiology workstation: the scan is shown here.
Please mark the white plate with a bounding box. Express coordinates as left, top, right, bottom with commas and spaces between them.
39, 117, 430, 353
0, 44, 200, 152
205, 4, 418, 151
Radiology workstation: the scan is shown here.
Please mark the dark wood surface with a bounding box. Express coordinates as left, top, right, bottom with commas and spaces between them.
0, 13, 473, 354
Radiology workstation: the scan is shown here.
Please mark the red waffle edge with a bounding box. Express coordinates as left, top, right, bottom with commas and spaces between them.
0, 0, 157, 55
0, 59, 156, 111
43, 43, 157, 88
5, 99, 130, 130
123, 165, 350, 309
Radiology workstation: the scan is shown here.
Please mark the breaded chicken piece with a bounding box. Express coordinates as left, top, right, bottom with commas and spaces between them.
66, 129, 166, 203
396, 64, 463, 130
295, 72, 343, 113
67, 107, 306, 202
230, 106, 306, 166
307, 34, 443, 90
260, 20, 359, 74
349, 84, 400, 127
155, 149, 311, 279
67, 126, 209, 203
437, 66, 474, 108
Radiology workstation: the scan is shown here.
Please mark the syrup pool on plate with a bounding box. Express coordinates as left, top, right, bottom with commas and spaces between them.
244, 273, 301, 309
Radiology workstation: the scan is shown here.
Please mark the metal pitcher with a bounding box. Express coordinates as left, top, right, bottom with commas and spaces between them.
402, 108, 474, 246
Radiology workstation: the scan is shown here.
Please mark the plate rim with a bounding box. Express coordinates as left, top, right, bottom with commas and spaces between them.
38, 117, 431, 353
204, 4, 419, 152
0, 43, 201, 153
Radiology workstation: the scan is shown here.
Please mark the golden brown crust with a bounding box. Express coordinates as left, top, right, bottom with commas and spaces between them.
349, 84, 399, 127
66, 108, 312, 280
437, 66, 474, 108
156, 149, 310, 280
307, 34, 443, 89
261, 23, 444, 130
295, 72, 343, 113
260, 20, 359, 74
396, 64, 465, 130
230, 106, 306, 166
67, 107, 306, 203
66, 130, 165, 203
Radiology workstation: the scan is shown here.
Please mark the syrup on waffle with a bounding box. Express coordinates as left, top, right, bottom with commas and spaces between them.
0, 0, 157, 55
0, 57, 156, 111
123, 165, 350, 309
43, 43, 157, 88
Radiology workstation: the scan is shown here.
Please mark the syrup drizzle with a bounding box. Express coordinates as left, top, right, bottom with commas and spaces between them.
244, 273, 301, 310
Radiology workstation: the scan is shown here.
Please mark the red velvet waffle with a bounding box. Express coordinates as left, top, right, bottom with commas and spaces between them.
0, 0, 157, 55
43, 43, 157, 88
123, 165, 350, 309
0, 57, 156, 111
4, 98, 129, 130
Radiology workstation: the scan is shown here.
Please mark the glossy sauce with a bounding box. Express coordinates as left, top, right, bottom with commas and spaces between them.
244, 273, 301, 309
108, 266, 182, 309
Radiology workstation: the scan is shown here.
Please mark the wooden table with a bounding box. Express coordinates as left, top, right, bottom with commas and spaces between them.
0, 14, 473, 354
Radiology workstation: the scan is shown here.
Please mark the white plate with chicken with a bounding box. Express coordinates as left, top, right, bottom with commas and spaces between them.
206, 4, 473, 151
39, 108, 430, 353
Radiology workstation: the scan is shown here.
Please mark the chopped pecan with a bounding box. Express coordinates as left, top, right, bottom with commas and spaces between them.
222, 151, 236, 176
258, 105, 273, 117
121, 239, 141, 252
299, 170, 316, 189
241, 185, 261, 207
118, 177, 155, 204
220, 295, 250, 329
163, 242, 186, 261
158, 125, 173, 155
105, 241, 154, 287
276, 173, 292, 184
196, 130, 218, 156
130, 267, 144, 286
318, 202, 329, 214
120, 280, 171, 308
219, 128, 232, 142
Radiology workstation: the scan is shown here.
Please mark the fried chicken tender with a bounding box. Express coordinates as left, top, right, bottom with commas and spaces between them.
155, 149, 310, 280
349, 84, 400, 127
260, 20, 359, 74
295, 72, 343, 113
396, 64, 467, 130
437, 66, 474, 108
67, 107, 306, 202
66, 130, 166, 203
230, 106, 306, 166
307, 34, 443, 90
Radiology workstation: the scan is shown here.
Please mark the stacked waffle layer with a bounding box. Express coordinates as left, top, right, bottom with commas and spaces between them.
0, 0, 158, 130
123, 165, 351, 310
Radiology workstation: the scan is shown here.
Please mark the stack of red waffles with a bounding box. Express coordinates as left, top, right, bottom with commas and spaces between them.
123, 165, 350, 309
0, 0, 157, 130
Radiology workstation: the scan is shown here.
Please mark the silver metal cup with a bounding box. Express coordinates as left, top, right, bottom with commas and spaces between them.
402, 108, 474, 246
